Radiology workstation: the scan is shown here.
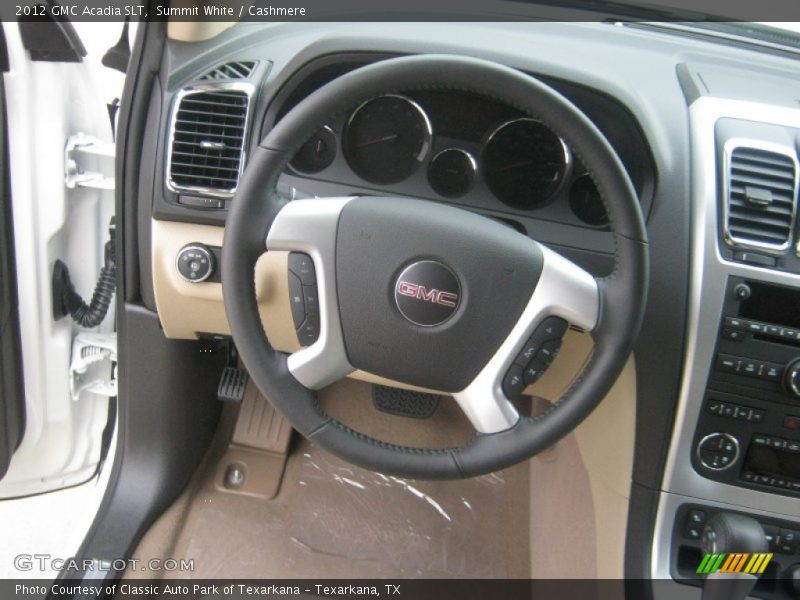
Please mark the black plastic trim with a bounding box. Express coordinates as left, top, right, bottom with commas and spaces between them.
17, 17, 86, 63
0, 73, 24, 480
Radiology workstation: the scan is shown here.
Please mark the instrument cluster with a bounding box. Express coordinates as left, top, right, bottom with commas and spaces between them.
287, 90, 610, 228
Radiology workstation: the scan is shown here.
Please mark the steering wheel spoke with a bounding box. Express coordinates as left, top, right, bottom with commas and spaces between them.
454, 244, 599, 434
266, 197, 355, 389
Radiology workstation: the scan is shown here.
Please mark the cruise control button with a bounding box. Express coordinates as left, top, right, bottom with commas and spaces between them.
539, 339, 562, 364
297, 313, 320, 346
503, 365, 525, 400
515, 338, 541, 366
538, 317, 568, 341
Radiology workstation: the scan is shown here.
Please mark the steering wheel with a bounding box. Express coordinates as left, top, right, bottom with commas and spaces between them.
222, 55, 648, 479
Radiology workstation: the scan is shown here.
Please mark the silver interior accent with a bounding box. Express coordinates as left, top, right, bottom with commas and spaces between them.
266, 197, 356, 389
721, 138, 799, 254
653, 97, 800, 590
165, 81, 255, 200
453, 244, 599, 434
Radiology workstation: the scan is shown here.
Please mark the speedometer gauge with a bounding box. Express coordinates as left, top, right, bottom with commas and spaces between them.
343, 95, 432, 184
483, 118, 570, 210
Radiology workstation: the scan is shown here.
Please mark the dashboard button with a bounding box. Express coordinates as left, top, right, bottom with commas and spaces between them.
717, 355, 738, 373
723, 328, 744, 341
725, 317, 745, 330
746, 321, 766, 334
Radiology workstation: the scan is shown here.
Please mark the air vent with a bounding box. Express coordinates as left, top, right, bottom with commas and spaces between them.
167, 87, 251, 197
724, 143, 799, 252
199, 61, 257, 81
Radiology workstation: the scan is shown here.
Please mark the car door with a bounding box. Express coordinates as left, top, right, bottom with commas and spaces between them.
0, 19, 120, 497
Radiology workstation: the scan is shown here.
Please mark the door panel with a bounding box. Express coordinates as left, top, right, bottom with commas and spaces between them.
0, 22, 115, 496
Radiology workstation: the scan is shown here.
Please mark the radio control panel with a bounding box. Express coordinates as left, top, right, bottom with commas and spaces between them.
692, 277, 800, 497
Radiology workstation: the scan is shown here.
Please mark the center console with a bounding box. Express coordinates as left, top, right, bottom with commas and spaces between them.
693, 278, 800, 497
652, 95, 800, 597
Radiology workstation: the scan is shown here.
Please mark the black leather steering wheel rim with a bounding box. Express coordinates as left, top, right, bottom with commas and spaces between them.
222, 54, 648, 479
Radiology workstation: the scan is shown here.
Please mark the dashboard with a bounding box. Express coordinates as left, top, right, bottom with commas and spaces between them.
136, 20, 800, 597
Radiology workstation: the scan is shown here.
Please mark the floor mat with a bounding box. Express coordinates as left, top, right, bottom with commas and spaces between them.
127, 397, 530, 580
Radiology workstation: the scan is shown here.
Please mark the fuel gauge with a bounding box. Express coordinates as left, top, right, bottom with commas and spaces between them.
428, 148, 476, 198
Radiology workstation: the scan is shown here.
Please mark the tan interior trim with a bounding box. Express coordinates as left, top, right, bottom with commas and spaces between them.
167, 21, 234, 42
151, 219, 282, 340
524, 330, 635, 579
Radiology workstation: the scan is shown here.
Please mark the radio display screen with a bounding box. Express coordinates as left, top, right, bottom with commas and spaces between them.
739, 281, 800, 330
744, 441, 800, 482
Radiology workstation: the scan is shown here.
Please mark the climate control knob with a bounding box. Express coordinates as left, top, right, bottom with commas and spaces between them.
176, 243, 215, 283
697, 433, 739, 471
785, 359, 800, 398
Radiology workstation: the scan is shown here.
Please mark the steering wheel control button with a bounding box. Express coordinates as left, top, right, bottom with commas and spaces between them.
298, 313, 321, 346
288, 252, 320, 346
503, 365, 525, 401
289, 252, 316, 285
176, 244, 215, 283
523, 359, 547, 386
288, 271, 305, 327
697, 432, 740, 471
393, 260, 461, 327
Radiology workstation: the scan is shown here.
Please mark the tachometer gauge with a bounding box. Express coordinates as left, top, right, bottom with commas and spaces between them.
343, 94, 432, 184
483, 118, 570, 210
289, 125, 337, 174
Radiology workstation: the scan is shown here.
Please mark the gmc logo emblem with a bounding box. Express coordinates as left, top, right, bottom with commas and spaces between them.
396, 281, 458, 307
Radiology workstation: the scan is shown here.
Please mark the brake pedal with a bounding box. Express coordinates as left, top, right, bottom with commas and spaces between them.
217, 366, 248, 403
